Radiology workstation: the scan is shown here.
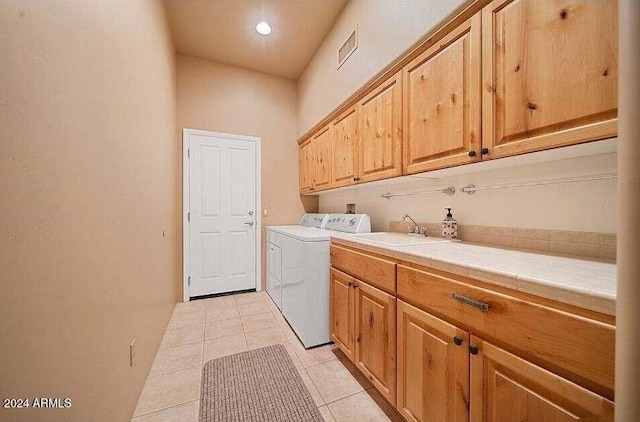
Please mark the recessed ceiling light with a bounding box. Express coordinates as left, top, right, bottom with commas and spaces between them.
255, 21, 272, 36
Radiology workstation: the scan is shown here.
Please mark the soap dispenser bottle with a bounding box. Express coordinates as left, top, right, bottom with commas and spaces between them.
442, 207, 457, 239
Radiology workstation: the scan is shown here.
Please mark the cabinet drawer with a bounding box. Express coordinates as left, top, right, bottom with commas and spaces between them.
397, 264, 615, 396
330, 245, 396, 294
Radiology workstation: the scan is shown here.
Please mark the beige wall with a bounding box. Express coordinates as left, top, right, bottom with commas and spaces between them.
319, 153, 617, 234
176, 54, 317, 290
297, 0, 467, 135
0, 1, 178, 421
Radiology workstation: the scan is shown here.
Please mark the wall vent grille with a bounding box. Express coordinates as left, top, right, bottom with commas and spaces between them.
337, 27, 358, 69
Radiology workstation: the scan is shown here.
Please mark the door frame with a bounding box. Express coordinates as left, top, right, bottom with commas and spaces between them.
182, 128, 262, 302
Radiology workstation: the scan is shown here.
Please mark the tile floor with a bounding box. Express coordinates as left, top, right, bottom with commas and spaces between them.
132, 291, 403, 422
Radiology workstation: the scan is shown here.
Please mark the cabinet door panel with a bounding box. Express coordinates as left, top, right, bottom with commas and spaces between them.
331, 106, 358, 188
482, 0, 618, 159
403, 13, 481, 174
470, 337, 614, 422
298, 140, 313, 193
355, 281, 396, 404
359, 72, 403, 183
313, 125, 332, 191
330, 268, 355, 362
397, 300, 469, 422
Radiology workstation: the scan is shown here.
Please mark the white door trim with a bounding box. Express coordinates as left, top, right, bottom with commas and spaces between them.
182, 128, 262, 302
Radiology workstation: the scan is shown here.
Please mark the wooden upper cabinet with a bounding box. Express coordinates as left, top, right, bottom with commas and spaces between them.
312, 125, 332, 191
331, 106, 359, 188
482, 0, 618, 159
403, 13, 481, 175
354, 281, 397, 405
358, 72, 403, 183
397, 300, 470, 422
298, 140, 314, 194
470, 337, 614, 422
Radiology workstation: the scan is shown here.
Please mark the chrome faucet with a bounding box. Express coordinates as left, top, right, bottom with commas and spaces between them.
402, 214, 420, 234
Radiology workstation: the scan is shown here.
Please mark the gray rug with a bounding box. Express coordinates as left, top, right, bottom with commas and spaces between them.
200, 344, 323, 422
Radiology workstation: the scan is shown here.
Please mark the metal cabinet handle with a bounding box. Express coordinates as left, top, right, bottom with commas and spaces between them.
468, 150, 476, 157
451, 293, 489, 312
481, 148, 489, 155
453, 336, 463, 346
469, 345, 479, 355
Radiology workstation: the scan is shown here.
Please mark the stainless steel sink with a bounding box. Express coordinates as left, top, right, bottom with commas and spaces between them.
350, 232, 452, 246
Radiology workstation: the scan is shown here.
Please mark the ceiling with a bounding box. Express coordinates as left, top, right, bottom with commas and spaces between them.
164, 0, 348, 79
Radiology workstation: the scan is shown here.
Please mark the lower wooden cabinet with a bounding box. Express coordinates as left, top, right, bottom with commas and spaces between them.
330, 268, 355, 361
397, 300, 470, 422
470, 337, 614, 422
330, 268, 397, 404
354, 280, 396, 404
332, 243, 615, 422
397, 300, 615, 422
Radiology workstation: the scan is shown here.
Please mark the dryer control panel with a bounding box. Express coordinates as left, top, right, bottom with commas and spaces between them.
299, 213, 330, 228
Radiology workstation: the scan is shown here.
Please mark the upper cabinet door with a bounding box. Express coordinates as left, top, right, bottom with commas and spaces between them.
403, 13, 481, 175
298, 140, 314, 194
358, 72, 403, 183
482, 0, 618, 159
312, 125, 332, 191
331, 106, 359, 188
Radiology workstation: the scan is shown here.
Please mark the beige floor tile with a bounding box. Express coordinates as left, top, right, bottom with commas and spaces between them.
204, 295, 236, 310
241, 312, 278, 332
150, 342, 203, 376
205, 318, 243, 340
174, 300, 206, 314
203, 334, 247, 362
266, 298, 281, 314
234, 291, 265, 305
245, 327, 287, 350
238, 301, 271, 316
292, 342, 338, 368
205, 306, 240, 323
298, 368, 324, 406
168, 311, 205, 329
282, 343, 303, 370
306, 359, 370, 404
272, 310, 289, 327
133, 366, 202, 417
318, 406, 337, 422
281, 324, 301, 344
131, 400, 199, 422
160, 324, 204, 349
328, 390, 398, 422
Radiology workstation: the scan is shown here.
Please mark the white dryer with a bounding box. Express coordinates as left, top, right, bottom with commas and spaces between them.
267, 214, 371, 348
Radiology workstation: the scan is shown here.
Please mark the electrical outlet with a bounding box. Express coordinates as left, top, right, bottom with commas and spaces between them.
130, 338, 136, 367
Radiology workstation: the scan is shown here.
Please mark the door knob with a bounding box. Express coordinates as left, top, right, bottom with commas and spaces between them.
244, 221, 255, 227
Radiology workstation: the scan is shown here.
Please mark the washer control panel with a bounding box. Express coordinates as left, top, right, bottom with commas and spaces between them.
324, 214, 371, 233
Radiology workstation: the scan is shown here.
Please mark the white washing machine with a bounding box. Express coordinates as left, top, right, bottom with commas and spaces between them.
266, 213, 329, 310
267, 214, 371, 348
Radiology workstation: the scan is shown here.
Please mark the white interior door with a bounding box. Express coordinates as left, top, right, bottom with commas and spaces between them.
185, 130, 258, 298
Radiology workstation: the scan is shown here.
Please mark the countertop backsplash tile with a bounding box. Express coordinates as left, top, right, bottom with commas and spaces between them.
389, 221, 616, 263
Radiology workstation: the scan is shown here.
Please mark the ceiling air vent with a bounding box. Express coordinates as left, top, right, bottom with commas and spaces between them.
337, 26, 358, 69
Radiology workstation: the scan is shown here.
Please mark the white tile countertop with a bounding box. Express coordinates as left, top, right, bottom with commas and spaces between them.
330, 232, 616, 316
